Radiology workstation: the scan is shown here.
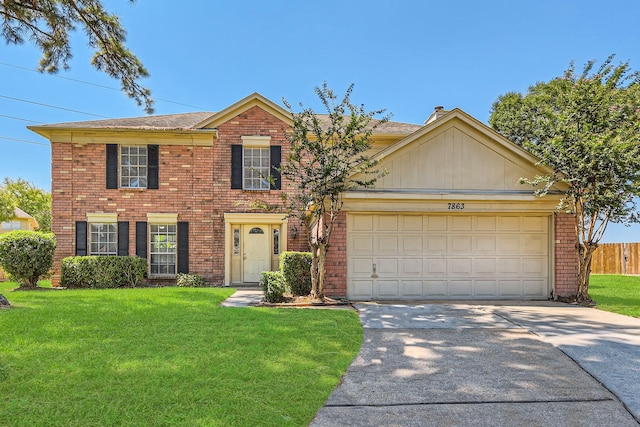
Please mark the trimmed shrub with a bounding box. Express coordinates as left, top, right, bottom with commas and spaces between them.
176, 273, 205, 287
279, 251, 312, 296
61, 256, 147, 288
0, 230, 55, 287
260, 271, 286, 303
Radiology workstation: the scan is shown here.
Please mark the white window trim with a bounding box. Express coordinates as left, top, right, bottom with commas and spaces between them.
241, 135, 271, 147
147, 213, 178, 224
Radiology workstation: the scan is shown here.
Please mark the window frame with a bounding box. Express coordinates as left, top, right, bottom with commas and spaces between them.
242, 146, 271, 191
120, 145, 148, 189
1, 220, 22, 231
149, 223, 177, 277
89, 222, 118, 256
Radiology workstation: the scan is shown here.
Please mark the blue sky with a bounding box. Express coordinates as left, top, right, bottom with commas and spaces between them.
1, 0, 639, 242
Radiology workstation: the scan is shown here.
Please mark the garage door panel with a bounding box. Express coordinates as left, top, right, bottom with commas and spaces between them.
425, 280, 448, 297
377, 215, 398, 231
351, 258, 373, 275
376, 236, 398, 254
352, 236, 373, 254
450, 236, 472, 253
475, 216, 497, 231
426, 258, 447, 275
524, 236, 547, 254
352, 215, 373, 231
348, 214, 550, 300
351, 280, 374, 298
426, 235, 447, 252
450, 216, 472, 231
475, 236, 497, 253
402, 216, 423, 231
524, 280, 546, 296
401, 280, 423, 297
401, 258, 423, 275
377, 258, 398, 275
475, 280, 498, 296
402, 236, 423, 253
426, 216, 447, 231
449, 280, 473, 296
499, 236, 521, 253
499, 280, 522, 296
522, 216, 546, 232
474, 258, 497, 275
377, 280, 399, 297
449, 258, 472, 275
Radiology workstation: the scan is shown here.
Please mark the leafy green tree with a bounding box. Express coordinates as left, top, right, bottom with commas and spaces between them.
280, 83, 389, 301
490, 55, 640, 304
1, 0, 153, 112
0, 178, 52, 232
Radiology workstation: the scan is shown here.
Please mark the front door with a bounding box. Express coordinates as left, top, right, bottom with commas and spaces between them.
243, 225, 270, 282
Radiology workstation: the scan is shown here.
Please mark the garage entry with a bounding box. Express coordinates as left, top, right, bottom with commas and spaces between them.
347, 213, 551, 300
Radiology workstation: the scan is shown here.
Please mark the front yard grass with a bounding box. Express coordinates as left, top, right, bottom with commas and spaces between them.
590, 274, 640, 318
0, 281, 363, 426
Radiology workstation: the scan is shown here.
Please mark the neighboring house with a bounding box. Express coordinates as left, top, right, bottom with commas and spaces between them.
0, 207, 39, 281
29, 93, 578, 300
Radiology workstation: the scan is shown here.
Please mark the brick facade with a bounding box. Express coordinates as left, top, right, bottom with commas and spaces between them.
553, 212, 579, 298
50, 105, 299, 286
45, 97, 580, 299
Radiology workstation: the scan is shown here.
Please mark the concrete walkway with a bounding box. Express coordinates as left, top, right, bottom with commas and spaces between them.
310, 301, 640, 427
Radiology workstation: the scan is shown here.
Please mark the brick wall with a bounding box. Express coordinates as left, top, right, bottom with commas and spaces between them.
324, 212, 347, 297
50, 105, 304, 286
554, 212, 579, 298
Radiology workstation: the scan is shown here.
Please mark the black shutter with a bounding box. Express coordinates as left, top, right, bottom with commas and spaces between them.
117, 221, 129, 256
106, 144, 118, 189
177, 221, 189, 274
231, 144, 243, 189
147, 144, 159, 189
270, 145, 281, 190
76, 221, 87, 256
136, 222, 147, 258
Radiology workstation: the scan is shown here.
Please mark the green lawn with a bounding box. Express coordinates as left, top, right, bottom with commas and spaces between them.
0, 281, 363, 426
590, 274, 640, 318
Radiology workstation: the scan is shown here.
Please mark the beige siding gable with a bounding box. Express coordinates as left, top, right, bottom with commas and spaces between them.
359, 112, 556, 194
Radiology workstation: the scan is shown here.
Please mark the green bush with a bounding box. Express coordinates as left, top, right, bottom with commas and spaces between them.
176, 273, 205, 287
279, 251, 312, 296
0, 230, 56, 287
260, 271, 286, 303
61, 256, 147, 288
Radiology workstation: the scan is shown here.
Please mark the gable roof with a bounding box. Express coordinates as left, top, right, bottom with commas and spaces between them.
28, 92, 422, 138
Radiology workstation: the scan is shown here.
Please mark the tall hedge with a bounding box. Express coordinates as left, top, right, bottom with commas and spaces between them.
279, 251, 312, 296
61, 256, 147, 288
0, 230, 55, 287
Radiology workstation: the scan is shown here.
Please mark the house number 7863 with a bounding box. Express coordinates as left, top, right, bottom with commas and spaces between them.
447, 203, 465, 210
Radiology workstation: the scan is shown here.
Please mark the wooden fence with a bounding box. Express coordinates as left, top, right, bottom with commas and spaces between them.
591, 242, 640, 275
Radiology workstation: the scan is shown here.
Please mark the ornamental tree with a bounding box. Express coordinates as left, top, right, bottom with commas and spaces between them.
0, 177, 52, 232
490, 55, 640, 304
1, 0, 153, 112
280, 83, 389, 301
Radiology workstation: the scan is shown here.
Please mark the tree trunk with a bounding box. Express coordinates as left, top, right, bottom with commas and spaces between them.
576, 242, 598, 305
309, 245, 320, 300
316, 244, 327, 301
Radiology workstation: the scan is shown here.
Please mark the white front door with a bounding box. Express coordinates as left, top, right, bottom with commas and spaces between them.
243, 225, 270, 282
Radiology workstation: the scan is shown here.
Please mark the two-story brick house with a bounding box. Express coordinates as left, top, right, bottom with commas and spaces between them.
29, 93, 578, 300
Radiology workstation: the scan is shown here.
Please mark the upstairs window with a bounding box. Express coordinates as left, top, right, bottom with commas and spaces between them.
106, 144, 158, 190
231, 136, 281, 191
120, 146, 148, 188
243, 147, 270, 190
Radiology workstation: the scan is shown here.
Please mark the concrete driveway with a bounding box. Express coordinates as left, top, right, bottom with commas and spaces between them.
310, 301, 640, 427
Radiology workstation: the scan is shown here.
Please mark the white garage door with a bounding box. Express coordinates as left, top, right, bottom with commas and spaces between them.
347, 214, 550, 300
